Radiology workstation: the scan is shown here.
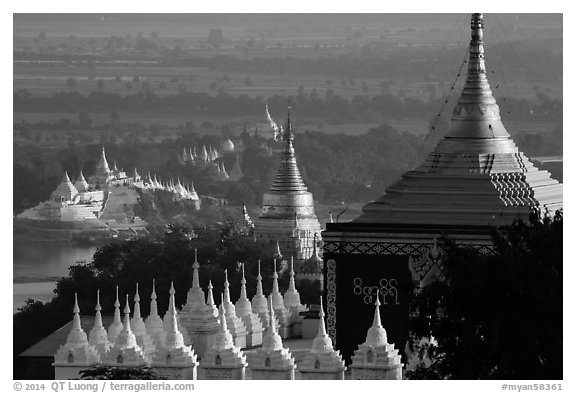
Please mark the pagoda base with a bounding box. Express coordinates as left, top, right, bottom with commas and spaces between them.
350, 364, 402, 380
201, 365, 246, 380
251, 366, 295, 380
299, 370, 345, 380
152, 365, 197, 380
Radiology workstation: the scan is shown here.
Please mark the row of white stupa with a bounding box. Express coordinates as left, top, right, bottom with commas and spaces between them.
131, 170, 200, 201
54, 254, 402, 380
181, 144, 228, 164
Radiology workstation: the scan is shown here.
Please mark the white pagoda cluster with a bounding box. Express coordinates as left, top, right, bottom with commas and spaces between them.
130, 172, 200, 206
54, 250, 402, 380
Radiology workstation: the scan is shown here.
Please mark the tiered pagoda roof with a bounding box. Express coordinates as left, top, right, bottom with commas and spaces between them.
354, 13, 562, 228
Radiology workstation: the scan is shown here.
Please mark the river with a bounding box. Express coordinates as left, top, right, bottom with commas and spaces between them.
13, 241, 99, 313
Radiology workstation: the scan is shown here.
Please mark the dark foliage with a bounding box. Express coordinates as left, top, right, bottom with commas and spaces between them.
79, 366, 163, 380
407, 212, 562, 379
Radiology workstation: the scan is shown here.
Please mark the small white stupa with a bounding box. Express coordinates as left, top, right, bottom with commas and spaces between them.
270, 259, 291, 338
283, 257, 308, 335
250, 296, 296, 380
350, 293, 403, 380
251, 260, 280, 332
145, 279, 167, 349
88, 290, 111, 357
179, 250, 220, 358
200, 295, 248, 380
162, 282, 191, 346
221, 269, 248, 349
299, 297, 346, 380
107, 286, 123, 343
234, 263, 264, 347
151, 283, 199, 380
54, 294, 101, 380
130, 283, 157, 358
101, 294, 148, 367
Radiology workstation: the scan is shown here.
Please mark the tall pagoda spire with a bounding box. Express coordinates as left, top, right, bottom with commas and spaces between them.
440, 13, 510, 143
355, 13, 562, 226
268, 107, 308, 193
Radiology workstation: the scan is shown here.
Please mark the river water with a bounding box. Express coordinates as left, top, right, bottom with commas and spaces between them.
13, 241, 99, 313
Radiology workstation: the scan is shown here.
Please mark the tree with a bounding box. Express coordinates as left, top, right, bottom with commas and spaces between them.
80, 366, 162, 380
407, 212, 563, 379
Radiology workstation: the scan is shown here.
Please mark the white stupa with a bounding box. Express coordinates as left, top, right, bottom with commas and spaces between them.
130, 283, 157, 358
270, 259, 291, 338
144, 279, 167, 349
283, 256, 308, 334
350, 293, 403, 380
298, 296, 346, 380
151, 283, 199, 380
107, 286, 123, 343
234, 263, 264, 347
162, 282, 191, 346
179, 250, 220, 358
249, 296, 296, 380
251, 260, 280, 332
221, 269, 248, 349
54, 294, 101, 380
88, 290, 111, 357
101, 294, 148, 367
200, 295, 248, 380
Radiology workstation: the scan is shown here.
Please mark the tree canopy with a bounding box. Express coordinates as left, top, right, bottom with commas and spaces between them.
407, 212, 563, 379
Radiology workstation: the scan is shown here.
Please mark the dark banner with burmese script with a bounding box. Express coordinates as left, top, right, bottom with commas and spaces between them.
325, 254, 412, 364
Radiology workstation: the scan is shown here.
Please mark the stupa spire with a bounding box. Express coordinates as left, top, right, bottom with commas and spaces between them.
223, 269, 231, 303
72, 293, 81, 330
288, 257, 296, 292
256, 260, 264, 297
133, 283, 142, 320
168, 281, 176, 312
239, 263, 248, 300
192, 249, 200, 288
272, 259, 280, 295
149, 279, 159, 317
317, 296, 327, 337
268, 106, 308, 193
364, 292, 387, 347
167, 284, 178, 334
107, 285, 123, 343
219, 294, 229, 333
94, 290, 103, 328
122, 294, 132, 332
442, 13, 510, 142
206, 280, 216, 308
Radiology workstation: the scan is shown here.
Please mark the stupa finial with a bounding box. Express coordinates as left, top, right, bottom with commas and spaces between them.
256, 260, 264, 297
288, 256, 296, 291
72, 292, 81, 330
223, 269, 231, 303
207, 280, 215, 306
192, 248, 200, 289
123, 293, 132, 331
239, 263, 248, 299
149, 278, 159, 317
372, 292, 382, 328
